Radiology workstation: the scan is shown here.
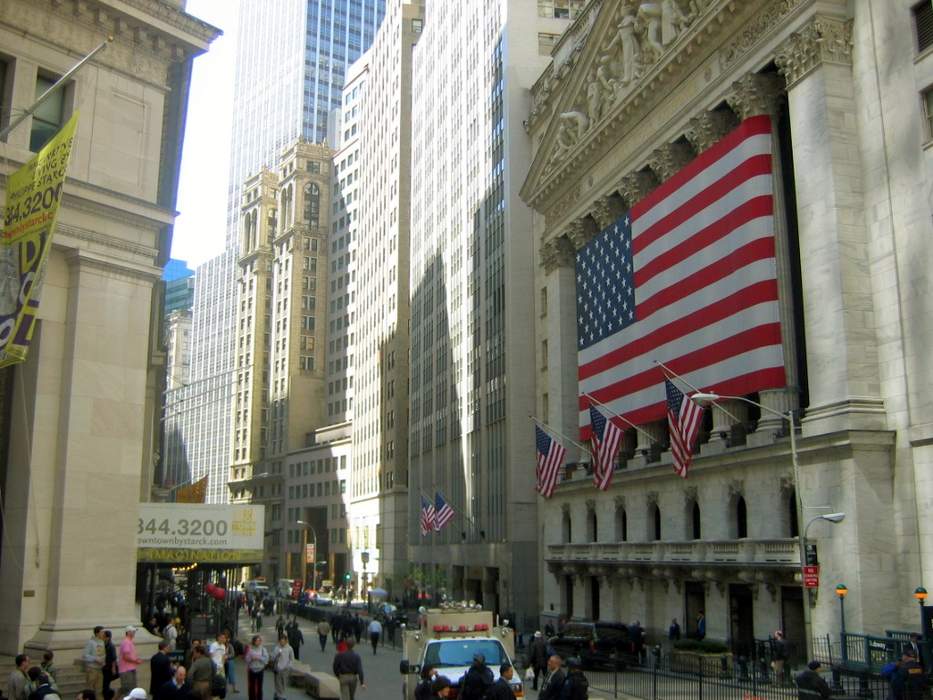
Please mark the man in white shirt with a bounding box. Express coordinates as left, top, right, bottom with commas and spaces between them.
367, 619, 382, 655
208, 632, 227, 677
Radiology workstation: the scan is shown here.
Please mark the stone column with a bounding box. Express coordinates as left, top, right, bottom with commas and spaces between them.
702, 400, 749, 454
726, 72, 801, 440
541, 235, 583, 460
647, 142, 695, 182
774, 16, 885, 435
633, 422, 665, 466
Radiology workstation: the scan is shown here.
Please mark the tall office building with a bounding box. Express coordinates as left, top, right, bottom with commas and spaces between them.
349, 0, 423, 597
165, 0, 387, 509
407, 0, 579, 626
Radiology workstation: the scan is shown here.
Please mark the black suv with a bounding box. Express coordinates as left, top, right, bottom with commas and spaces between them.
548, 622, 637, 670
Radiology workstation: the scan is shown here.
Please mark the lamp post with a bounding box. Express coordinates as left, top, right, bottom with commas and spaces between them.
296, 520, 318, 591
915, 586, 928, 667
691, 392, 811, 655
835, 584, 848, 662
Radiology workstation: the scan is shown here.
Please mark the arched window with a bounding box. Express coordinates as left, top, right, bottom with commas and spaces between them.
736, 496, 748, 539
652, 504, 662, 541
692, 501, 701, 540
615, 508, 627, 542
562, 510, 572, 544
587, 509, 598, 543
304, 182, 320, 226
788, 489, 799, 538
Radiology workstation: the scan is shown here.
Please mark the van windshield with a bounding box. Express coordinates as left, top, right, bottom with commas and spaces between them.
562, 624, 594, 639
424, 640, 508, 668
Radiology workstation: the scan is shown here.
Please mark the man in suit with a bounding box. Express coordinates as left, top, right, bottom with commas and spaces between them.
155, 666, 190, 700
908, 633, 925, 669
538, 655, 565, 700
149, 641, 174, 696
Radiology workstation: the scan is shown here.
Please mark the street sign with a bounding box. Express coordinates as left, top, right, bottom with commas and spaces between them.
805, 544, 819, 566
305, 543, 316, 565
803, 565, 820, 589
291, 579, 302, 599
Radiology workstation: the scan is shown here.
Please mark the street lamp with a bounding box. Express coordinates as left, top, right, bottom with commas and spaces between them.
296, 520, 319, 591
835, 584, 848, 661
915, 586, 928, 665
691, 391, 811, 652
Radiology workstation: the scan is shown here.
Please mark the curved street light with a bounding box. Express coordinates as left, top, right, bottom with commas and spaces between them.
296, 520, 319, 591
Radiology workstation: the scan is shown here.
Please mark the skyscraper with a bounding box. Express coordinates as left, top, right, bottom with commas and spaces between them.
407, 0, 580, 626
164, 0, 386, 505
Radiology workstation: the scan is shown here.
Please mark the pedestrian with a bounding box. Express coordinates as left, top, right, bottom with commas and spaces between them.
770, 630, 788, 684
286, 620, 304, 661
163, 619, 179, 654
244, 636, 269, 700
275, 617, 285, 641
367, 618, 382, 655
430, 676, 452, 699
82, 627, 106, 695
317, 620, 331, 653
40, 653, 57, 689
186, 640, 202, 672
271, 635, 294, 700
102, 631, 117, 700
223, 630, 239, 695
208, 632, 227, 682
330, 615, 340, 644
891, 649, 927, 699
539, 655, 565, 700
794, 660, 831, 699
908, 633, 925, 669
26, 669, 57, 700
414, 666, 437, 700
150, 642, 174, 697
544, 622, 556, 638
668, 619, 681, 642
485, 663, 514, 700
332, 638, 365, 700
188, 646, 214, 700
117, 628, 143, 700
155, 666, 190, 700
354, 615, 364, 645
7, 656, 30, 700
695, 611, 706, 641
124, 689, 147, 700
529, 631, 549, 691
336, 636, 349, 654
459, 654, 493, 700
252, 607, 262, 634
559, 658, 589, 700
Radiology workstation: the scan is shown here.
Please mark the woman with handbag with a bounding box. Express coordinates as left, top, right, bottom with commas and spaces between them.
271, 635, 294, 700
244, 635, 269, 700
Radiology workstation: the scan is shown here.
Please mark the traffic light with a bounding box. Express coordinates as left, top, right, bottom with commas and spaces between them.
344, 572, 352, 582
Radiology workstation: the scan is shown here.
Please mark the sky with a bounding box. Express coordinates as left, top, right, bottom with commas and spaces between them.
170, 1, 239, 268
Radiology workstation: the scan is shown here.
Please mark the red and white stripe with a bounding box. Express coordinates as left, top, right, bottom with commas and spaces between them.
579, 116, 785, 434
537, 442, 566, 499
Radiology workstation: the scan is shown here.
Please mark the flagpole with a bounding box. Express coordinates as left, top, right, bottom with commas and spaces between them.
528, 414, 591, 455
652, 359, 742, 424
581, 393, 660, 447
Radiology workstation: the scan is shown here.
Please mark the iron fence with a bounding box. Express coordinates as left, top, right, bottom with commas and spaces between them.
582, 655, 894, 700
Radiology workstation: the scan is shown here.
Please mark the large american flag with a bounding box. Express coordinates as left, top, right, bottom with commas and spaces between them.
589, 404, 624, 490
577, 115, 784, 436
434, 492, 455, 531
419, 495, 435, 537
666, 379, 704, 478
535, 425, 566, 498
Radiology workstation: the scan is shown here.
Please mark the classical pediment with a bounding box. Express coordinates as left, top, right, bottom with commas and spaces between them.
521, 0, 761, 212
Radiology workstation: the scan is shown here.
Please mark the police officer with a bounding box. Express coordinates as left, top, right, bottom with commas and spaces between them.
891, 650, 927, 700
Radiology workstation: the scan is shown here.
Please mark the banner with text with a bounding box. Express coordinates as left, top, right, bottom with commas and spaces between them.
0, 113, 79, 367
137, 502, 265, 563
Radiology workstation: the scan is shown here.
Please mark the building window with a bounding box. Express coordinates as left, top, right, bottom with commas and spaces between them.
923, 88, 933, 140
735, 496, 748, 539
304, 182, 320, 226
691, 501, 701, 540
0, 57, 11, 134
587, 509, 597, 543
652, 503, 661, 541
615, 507, 627, 542
31, 74, 65, 152
561, 509, 571, 543
788, 489, 799, 538
915, 1, 933, 53
412, 18, 423, 33
540, 339, 548, 370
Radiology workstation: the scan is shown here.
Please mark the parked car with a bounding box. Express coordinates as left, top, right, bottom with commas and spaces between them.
548, 622, 636, 670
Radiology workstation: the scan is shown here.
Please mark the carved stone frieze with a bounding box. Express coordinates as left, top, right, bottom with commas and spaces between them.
727, 478, 745, 499
585, 498, 597, 513
541, 236, 576, 273
614, 495, 626, 509
567, 218, 599, 251
648, 142, 694, 182
684, 110, 739, 153
726, 72, 785, 120
590, 195, 625, 229
719, 0, 806, 70
774, 16, 854, 89
617, 171, 657, 208
646, 490, 659, 506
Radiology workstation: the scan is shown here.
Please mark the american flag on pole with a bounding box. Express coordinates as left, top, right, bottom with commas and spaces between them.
419, 495, 435, 537
434, 492, 455, 531
535, 425, 566, 498
589, 404, 624, 490
577, 115, 784, 435
666, 379, 705, 478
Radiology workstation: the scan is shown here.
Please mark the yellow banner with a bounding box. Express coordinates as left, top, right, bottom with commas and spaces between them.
0, 113, 79, 367
137, 548, 265, 564
175, 475, 208, 503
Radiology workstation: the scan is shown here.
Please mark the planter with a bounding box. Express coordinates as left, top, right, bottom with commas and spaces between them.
670, 649, 734, 676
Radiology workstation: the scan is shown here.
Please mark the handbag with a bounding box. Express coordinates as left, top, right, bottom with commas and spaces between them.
524, 667, 535, 681
211, 666, 227, 699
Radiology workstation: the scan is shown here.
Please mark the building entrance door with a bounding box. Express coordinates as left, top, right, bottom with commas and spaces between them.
684, 581, 705, 637
729, 584, 755, 657
781, 586, 806, 666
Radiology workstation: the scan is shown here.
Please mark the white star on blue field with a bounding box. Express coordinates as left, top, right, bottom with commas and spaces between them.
576, 214, 635, 350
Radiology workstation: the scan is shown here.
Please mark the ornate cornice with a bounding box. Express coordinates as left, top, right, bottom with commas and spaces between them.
56, 222, 158, 260
684, 110, 739, 154
727, 72, 785, 120
566, 218, 598, 251
617, 171, 657, 209
774, 15, 853, 89
719, 0, 807, 71
648, 142, 694, 182
590, 195, 624, 229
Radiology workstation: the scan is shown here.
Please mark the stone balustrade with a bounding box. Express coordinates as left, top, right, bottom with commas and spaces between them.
546, 538, 800, 568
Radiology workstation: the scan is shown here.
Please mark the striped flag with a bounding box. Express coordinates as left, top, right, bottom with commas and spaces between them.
576, 115, 784, 435
419, 495, 435, 537
589, 404, 623, 491
535, 425, 566, 498
434, 492, 455, 531
666, 379, 705, 478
